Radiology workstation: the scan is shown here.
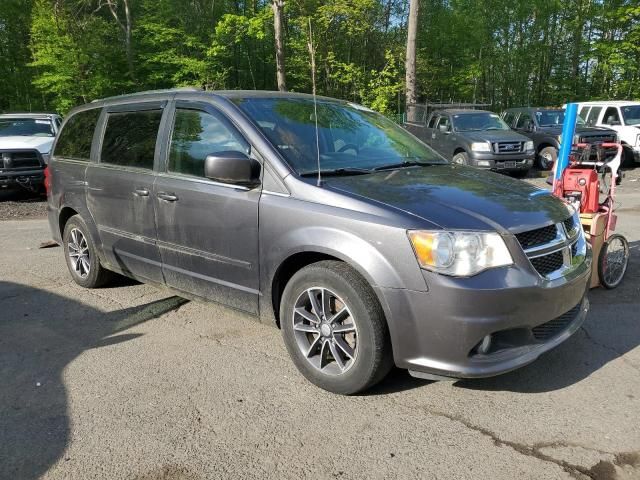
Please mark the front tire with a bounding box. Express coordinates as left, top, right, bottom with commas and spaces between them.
280, 261, 393, 394
63, 215, 113, 288
538, 146, 557, 170
452, 152, 470, 166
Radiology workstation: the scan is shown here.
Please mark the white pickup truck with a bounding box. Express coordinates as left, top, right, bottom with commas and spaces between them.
0, 113, 61, 191
575, 101, 640, 165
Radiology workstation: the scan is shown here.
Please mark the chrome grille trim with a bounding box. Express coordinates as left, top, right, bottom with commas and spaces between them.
514, 214, 586, 279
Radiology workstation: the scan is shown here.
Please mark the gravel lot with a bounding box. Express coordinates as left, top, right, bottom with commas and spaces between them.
0, 188, 48, 221
1, 168, 639, 480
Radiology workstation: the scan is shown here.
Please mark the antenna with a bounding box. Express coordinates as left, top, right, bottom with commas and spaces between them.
307, 17, 322, 187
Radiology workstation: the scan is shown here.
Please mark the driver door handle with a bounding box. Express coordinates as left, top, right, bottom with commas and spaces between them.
157, 192, 178, 202
133, 188, 149, 197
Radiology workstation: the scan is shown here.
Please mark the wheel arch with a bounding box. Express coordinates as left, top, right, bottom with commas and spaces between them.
58, 206, 79, 237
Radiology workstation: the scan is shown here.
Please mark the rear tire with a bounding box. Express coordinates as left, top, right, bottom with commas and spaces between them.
538, 146, 557, 170
280, 261, 393, 395
63, 215, 114, 288
598, 234, 629, 289
452, 152, 470, 166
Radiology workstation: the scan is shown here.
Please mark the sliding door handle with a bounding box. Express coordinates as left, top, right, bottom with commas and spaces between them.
157, 192, 178, 202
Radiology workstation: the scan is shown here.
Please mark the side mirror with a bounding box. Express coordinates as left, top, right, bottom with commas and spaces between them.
606, 116, 620, 126
204, 151, 261, 187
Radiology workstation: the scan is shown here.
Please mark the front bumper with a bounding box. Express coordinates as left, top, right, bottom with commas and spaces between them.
468, 151, 535, 171
0, 169, 44, 187
378, 251, 591, 379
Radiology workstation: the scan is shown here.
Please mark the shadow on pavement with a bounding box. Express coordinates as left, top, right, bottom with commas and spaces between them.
0, 281, 187, 479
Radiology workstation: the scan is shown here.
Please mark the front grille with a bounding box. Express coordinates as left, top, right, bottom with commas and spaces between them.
532, 304, 581, 340
515, 224, 557, 249
493, 141, 523, 153
1, 150, 41, 170
530, 250, 564, 276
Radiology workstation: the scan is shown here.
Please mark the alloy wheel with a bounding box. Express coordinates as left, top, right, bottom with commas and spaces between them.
68, 228, 90, 278
292, 287, 358, 375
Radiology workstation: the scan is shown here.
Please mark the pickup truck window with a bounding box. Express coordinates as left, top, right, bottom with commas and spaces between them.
436, 116, 450, 131
453, 112, 509, 132
502, 112, 516, 126
427, 114, 438, 128
515, 112, 532, 129
584, 106, 602, 126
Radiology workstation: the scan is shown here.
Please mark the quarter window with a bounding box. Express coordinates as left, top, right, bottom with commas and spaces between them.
101, 109, 163, 169
168, 108, 249, 178
53, 109, 101, 161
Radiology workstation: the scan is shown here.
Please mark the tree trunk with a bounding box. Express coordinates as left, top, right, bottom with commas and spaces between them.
272, 0, 287, 92
405, 0, 419, 122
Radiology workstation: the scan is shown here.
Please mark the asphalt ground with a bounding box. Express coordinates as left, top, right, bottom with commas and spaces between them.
1, 169, 639, 480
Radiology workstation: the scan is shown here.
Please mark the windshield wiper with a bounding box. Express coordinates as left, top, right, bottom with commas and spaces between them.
373, 160, 438, 171
300, 167, 372, 177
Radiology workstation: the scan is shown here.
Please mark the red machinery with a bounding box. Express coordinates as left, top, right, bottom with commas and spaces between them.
552, 142, 629, 288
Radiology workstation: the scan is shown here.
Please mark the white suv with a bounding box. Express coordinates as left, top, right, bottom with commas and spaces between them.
575, 101, 640, 164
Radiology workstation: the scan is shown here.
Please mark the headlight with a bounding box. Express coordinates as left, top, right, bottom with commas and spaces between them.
524, 141, 534, 151
407, 230, 513, 277
41, 153, 50, 164
471, 142, 491, 152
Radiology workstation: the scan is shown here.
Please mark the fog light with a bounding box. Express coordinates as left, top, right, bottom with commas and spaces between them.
478, 335, 492, 354
477, 160, 491, 167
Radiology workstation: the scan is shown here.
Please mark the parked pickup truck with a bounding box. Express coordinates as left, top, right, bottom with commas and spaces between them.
502, 107, 617, 170
407, 109, 535, 175
0, 113, 62, 191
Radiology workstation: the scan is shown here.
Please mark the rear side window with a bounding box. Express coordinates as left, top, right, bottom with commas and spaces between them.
101, 109, 162, 169
168, 108, 249, 178
54, 109, 101, 161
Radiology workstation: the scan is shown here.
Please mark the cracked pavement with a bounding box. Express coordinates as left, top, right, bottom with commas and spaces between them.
0, 174, 639, 480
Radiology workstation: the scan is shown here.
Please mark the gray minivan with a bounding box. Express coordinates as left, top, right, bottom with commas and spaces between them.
47, 89, 591, 394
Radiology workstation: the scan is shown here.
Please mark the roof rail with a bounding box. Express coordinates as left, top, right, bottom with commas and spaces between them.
91, 87, 204, 103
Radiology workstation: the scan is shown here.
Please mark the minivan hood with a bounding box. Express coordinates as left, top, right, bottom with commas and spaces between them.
459, 129, 529, 143
0, 136, 54, 153
325, 165, 571, 232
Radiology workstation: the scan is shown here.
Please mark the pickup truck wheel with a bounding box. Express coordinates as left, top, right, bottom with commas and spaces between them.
63, 215, 113, 288
280, 260, 393, 395
538, 147, 557, 170
452, 152, 469, 165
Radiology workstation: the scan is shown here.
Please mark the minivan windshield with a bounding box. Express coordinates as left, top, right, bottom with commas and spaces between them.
452, 112, 509, 132
234, 97, 446, 175
621, 105, 640, 125
0, 118, 55, 137
535, 110, 586, 127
